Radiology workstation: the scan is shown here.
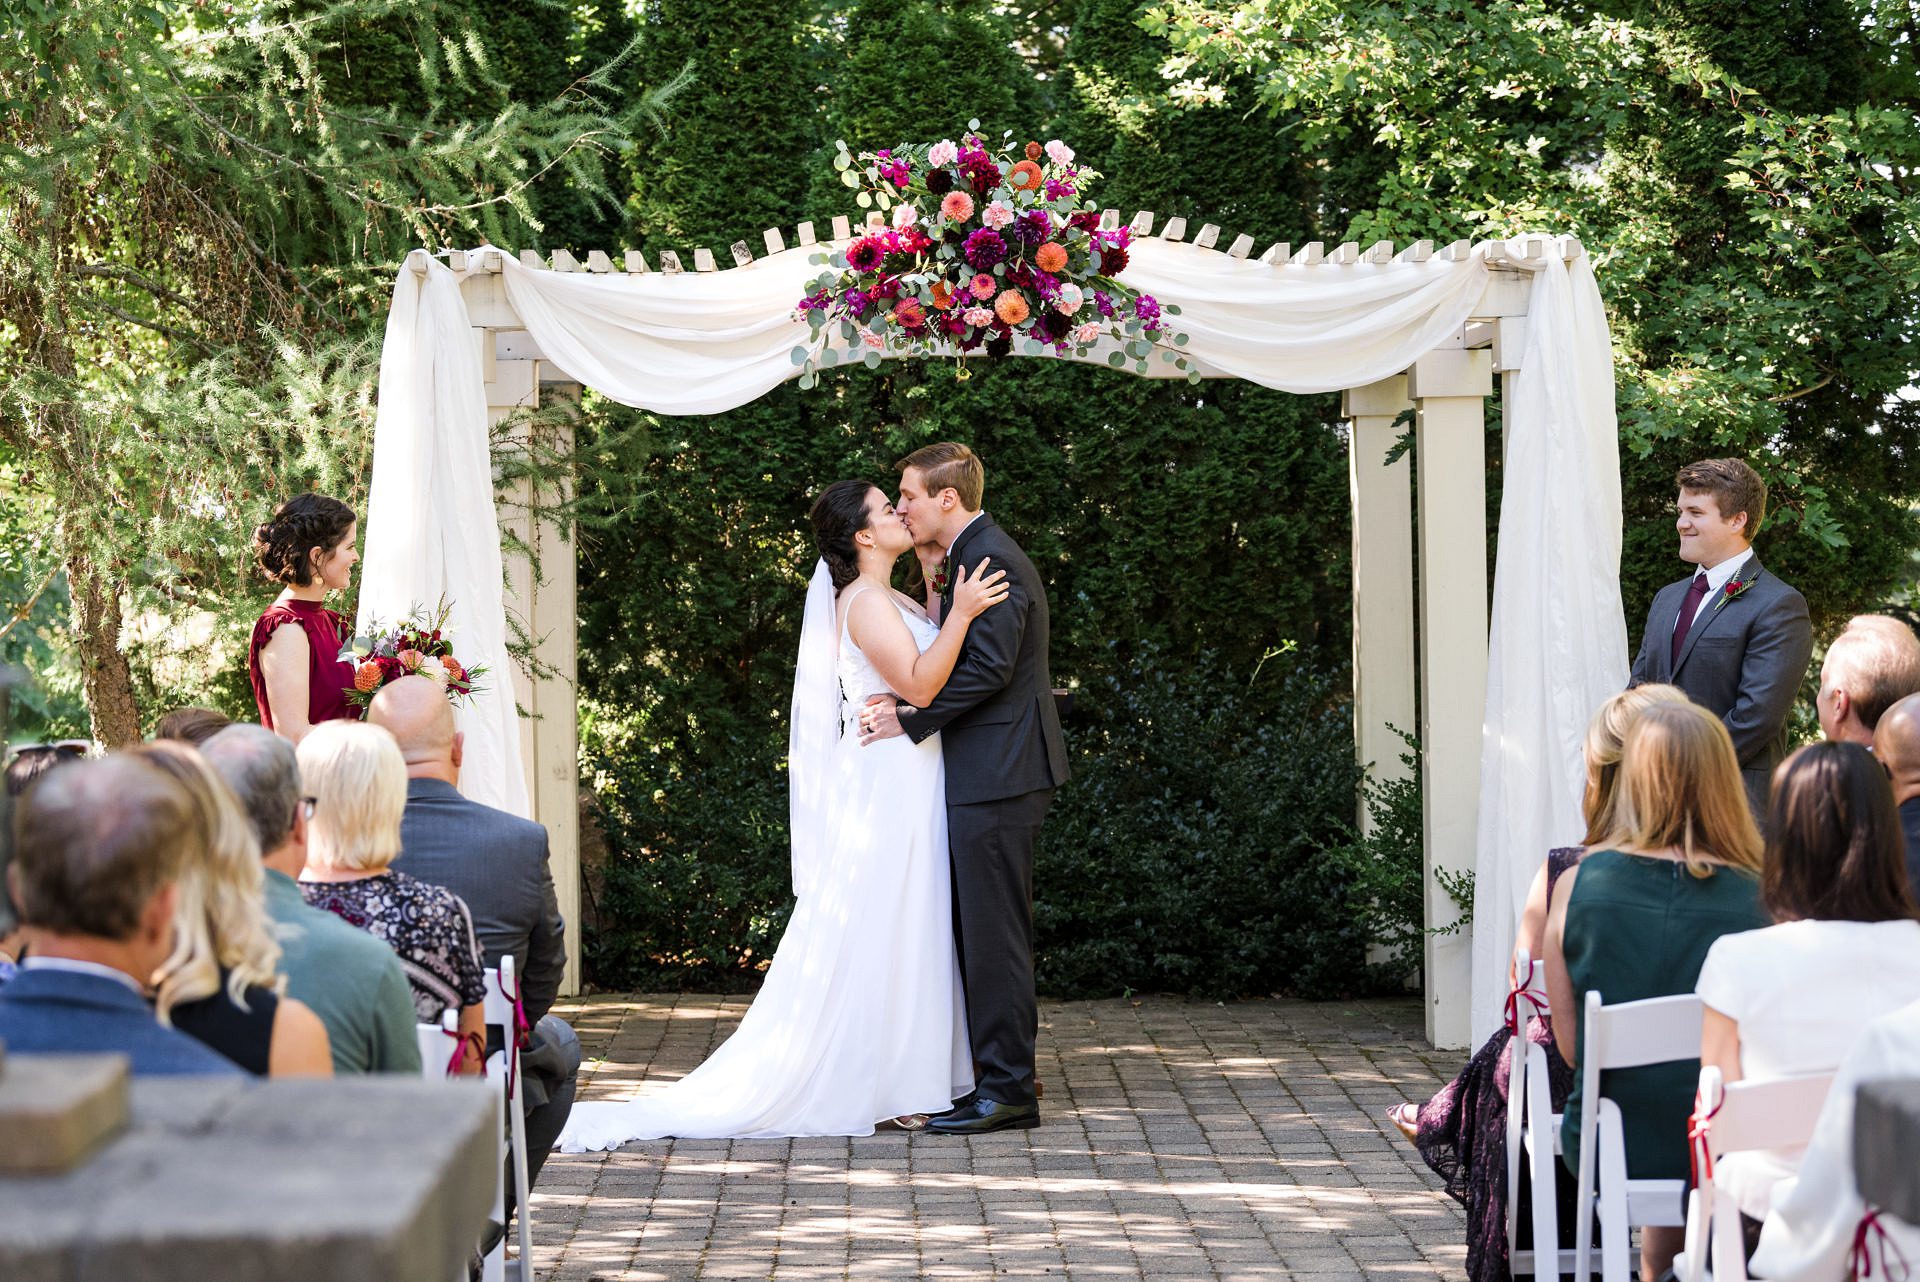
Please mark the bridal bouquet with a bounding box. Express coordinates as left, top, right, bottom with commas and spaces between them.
339, 599, 487, 709
792, 125, 1191, 383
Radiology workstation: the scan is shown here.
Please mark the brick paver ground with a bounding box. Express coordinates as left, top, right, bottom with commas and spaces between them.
531, 994, 1468, 1281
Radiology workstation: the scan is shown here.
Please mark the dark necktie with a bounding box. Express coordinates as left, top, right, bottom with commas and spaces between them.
1670, 572, 1711, 667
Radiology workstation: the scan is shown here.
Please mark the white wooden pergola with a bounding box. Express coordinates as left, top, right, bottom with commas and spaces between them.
428, 214, 1590, 1052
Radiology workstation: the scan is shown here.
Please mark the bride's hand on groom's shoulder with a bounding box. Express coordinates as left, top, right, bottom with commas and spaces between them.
859, 693, 905, 746
950, 557, 1009, 622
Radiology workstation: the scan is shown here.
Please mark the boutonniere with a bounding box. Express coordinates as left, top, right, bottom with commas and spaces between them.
931, 557, 950, 596
1712, 568, 1761, 614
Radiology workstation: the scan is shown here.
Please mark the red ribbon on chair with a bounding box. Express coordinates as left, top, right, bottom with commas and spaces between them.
1504, 984, 1548, 1037
500, 966, 531, 1098
440, 1020, 469, 1077
1687, 1094, 1723, 1188
1850, 1208, 1913, 1281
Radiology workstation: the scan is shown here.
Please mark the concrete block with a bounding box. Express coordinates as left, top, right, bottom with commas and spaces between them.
0, 1051, 129, 1174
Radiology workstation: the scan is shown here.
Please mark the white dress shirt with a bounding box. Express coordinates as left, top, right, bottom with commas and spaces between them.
945, 511, 985, 560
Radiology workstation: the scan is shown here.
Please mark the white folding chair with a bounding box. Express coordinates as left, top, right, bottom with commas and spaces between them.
1677, 1066, 1834, 1282
482, 956, 535, 1275
417, 1009, 459, 1079
1507, 948, 1581, 1277
1573, 990, 1703, 1282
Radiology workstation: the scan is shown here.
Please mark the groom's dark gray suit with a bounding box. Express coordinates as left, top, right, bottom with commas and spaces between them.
899, 512, 1068, 1107
1629, 553, 1813, 813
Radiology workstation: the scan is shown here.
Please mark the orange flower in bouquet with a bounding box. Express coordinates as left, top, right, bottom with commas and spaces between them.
994, 290, 1030, 325
338, 599, 488, 709
1009, 160, 1043, 192
1035, 242, 1068, 273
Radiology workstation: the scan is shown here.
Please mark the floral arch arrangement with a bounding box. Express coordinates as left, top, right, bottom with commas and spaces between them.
792, 123, 1192, 385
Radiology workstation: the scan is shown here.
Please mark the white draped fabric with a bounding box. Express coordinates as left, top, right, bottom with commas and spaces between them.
363, 235, 1626, 1035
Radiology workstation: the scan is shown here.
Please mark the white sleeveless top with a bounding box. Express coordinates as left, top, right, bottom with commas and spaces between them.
837, 585, 939, 727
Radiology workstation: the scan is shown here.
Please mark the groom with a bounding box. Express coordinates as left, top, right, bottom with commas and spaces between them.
860, 441, 1070, 1135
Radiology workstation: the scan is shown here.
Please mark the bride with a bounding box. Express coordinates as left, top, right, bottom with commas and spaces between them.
557, 479, 1008, 1146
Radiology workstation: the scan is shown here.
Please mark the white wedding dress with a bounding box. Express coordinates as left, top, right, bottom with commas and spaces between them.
556, 572, 972, 1148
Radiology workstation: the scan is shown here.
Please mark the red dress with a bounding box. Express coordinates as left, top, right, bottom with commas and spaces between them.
248, 599, 359, 731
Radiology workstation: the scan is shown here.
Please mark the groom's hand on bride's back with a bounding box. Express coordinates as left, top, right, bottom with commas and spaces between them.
858, 694, 905, 745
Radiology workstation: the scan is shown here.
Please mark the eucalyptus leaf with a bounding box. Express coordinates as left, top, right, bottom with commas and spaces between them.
799, 371, 816, 390
821, 347, 840, 366
1107, 352, 1125, 368
856, 191, 872, 208
789, 346, 809, 367
863, 350, 882, 370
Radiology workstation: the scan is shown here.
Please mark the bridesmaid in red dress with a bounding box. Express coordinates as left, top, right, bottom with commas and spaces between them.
248, 494, 362, 743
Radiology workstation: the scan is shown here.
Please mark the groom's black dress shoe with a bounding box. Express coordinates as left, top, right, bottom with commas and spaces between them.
926, 1097, 1039, 1135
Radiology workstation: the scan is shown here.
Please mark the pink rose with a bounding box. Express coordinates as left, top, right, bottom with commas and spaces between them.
1073, 321, 1102, 345
861, 328, 886, 349
892, 203, 919, 229
928, 139, 958, 168
1054, 283, 1085, 315
1045, 139, 1075, 166
962, 306, 995, 328
981, 200, 1015, 229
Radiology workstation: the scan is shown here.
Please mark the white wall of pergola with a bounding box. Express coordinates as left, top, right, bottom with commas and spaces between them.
447, 218, 1587, 1052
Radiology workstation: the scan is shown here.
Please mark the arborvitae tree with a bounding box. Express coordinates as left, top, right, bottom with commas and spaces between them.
0, 0, 667, 742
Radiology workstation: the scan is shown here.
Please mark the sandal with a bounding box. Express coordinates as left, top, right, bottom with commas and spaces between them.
1386, 1102, 1420, 1141
878, 1114, 930, 1132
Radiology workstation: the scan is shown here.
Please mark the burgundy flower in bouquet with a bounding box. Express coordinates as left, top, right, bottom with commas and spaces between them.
339, 599, 489, 710
791, 125, 1191, 385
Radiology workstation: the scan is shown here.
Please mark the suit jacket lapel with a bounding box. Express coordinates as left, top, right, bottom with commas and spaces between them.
1674, 555, 1764, 676
944, 513, 994, 614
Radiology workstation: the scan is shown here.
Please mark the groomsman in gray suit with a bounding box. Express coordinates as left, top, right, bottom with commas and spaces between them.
369, 677, 579, 1212
1629, 458, 1814, 815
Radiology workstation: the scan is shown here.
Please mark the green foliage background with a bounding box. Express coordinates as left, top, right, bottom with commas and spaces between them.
5, 0, 1917, 998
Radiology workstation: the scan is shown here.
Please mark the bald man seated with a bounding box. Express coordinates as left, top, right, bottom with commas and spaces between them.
1874, 693, 1920, 898
367, 676, 577, 1210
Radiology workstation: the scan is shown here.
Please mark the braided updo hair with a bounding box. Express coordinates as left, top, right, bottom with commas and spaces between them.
809, 480, 879, 591
254, 493, 356, 587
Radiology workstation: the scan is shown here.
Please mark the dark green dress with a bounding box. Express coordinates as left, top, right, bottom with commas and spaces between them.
1558, 849, 1767, 1179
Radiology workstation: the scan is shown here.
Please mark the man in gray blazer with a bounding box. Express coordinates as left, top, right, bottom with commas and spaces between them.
369, 677, 578, 1209
1629, 458, 1813, 815
861, 442, 1070, 1135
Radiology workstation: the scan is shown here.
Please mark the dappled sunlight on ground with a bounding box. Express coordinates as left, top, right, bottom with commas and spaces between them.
530, 994, 1467, 1280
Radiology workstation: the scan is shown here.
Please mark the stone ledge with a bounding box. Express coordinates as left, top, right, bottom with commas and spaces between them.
0, 1074, 498, 1281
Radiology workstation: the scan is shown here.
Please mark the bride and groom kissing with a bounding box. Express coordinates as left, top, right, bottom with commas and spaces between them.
558, 442, 1070, 1149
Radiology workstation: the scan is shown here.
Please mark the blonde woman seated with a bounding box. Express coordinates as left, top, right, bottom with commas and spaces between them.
1545, 701, 1770, 1282
135, 741, 332, 1076
1695, 742, 1920, 1230
296, 721, 486, 1074
1389, 683, 1687, 1282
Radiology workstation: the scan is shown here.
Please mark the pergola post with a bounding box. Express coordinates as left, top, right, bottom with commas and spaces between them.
1342, 376, 1418, 831
482, 335, 584, 997
1407, 347, 1493, 1051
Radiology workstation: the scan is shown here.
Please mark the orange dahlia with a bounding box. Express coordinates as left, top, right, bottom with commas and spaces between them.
1035, 242, 1068, 273
940, 190, 975, 223
994, 290, 1031, 325
443, 657, 467, 684
1024, 141, 1043, 161
929, 280, 956, 311
1009, 161, 1044, 192
355, 662, 384, 693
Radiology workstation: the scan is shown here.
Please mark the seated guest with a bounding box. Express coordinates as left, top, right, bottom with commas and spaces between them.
1697, 742, 1920, 1227
201, 725, 422, 1074
296, 720, 486, 1074
152, 705, 234, 746
1, 743, 80, 984
1390, 683, 1688, 1282
1749, 998, 1920, 1281
1873, 692, 1920, 896
370, 676, 580, 1201
6, 743, 83, 796
1545, 700, 1770, 1282
134, 742, 331, 1077
0, 756, 241, 1074
1816, 615, 1920, 745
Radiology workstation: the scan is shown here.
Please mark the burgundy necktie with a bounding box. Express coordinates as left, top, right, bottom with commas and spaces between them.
1670, 572, 1712, 667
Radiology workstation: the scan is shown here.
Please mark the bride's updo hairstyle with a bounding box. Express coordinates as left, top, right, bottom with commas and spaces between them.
255, 493, 355, 586
810, 480, 879, 591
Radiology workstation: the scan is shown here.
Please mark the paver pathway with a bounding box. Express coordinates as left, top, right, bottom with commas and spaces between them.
533, 994, 1468, 1281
